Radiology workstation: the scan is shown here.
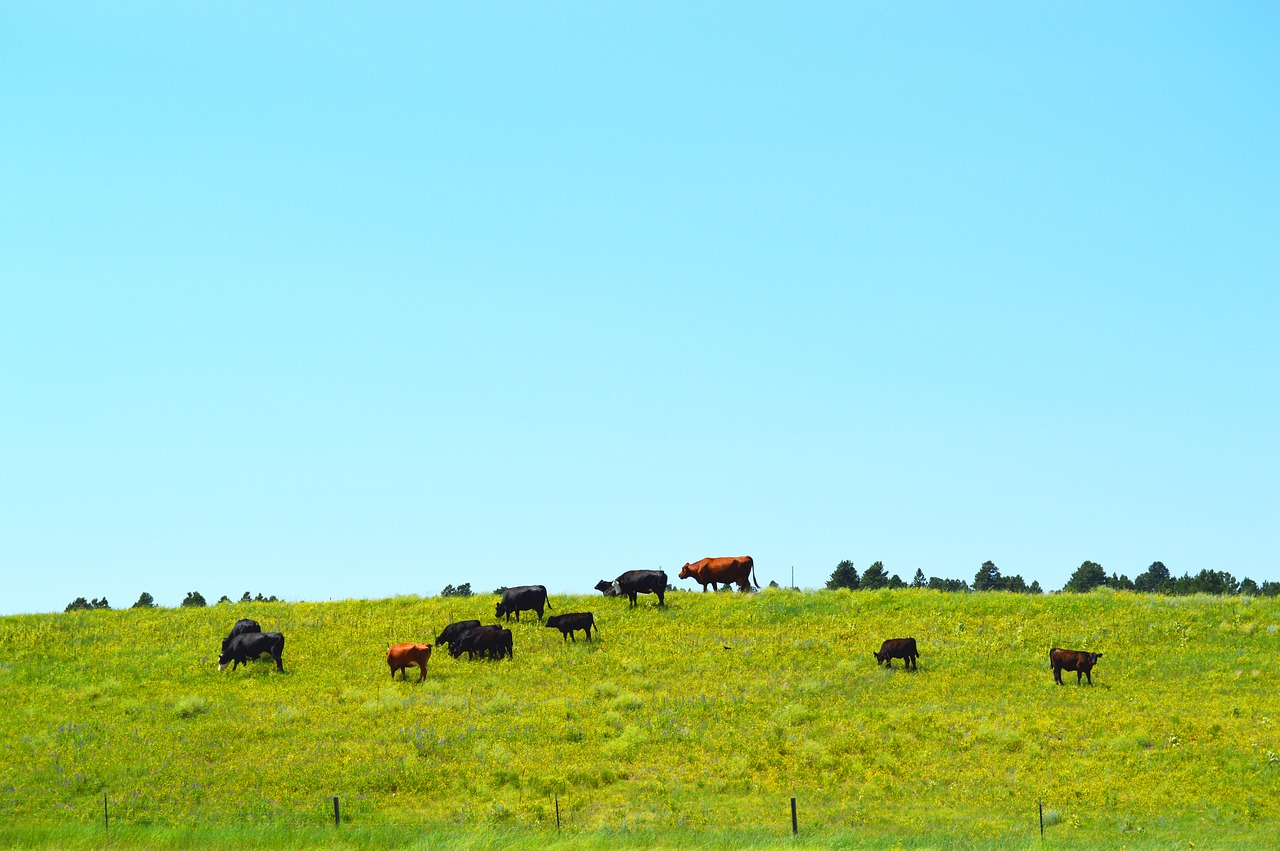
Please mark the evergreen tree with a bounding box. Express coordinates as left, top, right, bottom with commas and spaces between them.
1239, 578, 1260, 596
973, 560, 1003, 591
911, 568, 927, 588
64, 597, 92, 612
181, 591, 207, 608
1028, 580, 1043, 594
826, 560, 860, 591
1135, 561, 1172, 594
131, 592, 156, 609
1063, 561, 1107, 593
861, 561, 890, 590
240, 592, 253, 603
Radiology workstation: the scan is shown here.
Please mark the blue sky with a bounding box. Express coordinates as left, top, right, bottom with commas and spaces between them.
2, 3, 1276, 614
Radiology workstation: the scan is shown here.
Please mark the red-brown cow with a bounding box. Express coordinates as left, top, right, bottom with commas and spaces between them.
678, 556, 759, 592
387, 642, 432, 682
874, 637, 919, 671
1049, 647, 1102, 685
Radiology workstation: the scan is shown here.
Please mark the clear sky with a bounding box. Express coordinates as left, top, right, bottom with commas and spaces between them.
2, 3, 1276, 615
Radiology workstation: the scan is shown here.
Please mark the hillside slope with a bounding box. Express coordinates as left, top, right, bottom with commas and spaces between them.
1, 588, 1278, 846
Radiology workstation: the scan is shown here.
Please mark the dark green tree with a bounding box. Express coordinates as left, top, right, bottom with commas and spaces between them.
441, 583, 473, 598
1028, 580, 1044, 594
90, 597, 110, 609
1063, 561, 1107, 593
928, 576, 969, 592
910, 568, 927, 588
826, 560, 860, 590
131, 592, 156, 609
181, 591, 207, 608
240, 592, 253, 603
973, 560, 1003, 592
1239, 577, 1260, 596
64, 597, 92, 612
1134, 561, 1172, 594
861, 561, 890, 590
491, 586, 509, 597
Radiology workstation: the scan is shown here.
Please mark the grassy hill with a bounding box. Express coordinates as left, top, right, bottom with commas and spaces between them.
2, 588, 1278, 849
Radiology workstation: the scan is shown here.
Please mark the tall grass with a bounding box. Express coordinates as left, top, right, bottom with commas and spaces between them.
1, 588, 1278, 847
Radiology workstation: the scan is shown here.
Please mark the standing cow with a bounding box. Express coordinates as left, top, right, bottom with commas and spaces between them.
874, 637, 919, 671
218, 632, 285, 672
221, 618, 261, 654
496, 585, 552, 622
1050, 647, 1102, 685
545, 612, 597, 642
387, 643, 432, 682
436, 620, 482, 656
609, 570, 667, 607
678, 556, 758, 592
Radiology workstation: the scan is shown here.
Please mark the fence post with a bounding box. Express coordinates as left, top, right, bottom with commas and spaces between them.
555, 794, 561, 829
332, 795, 340, 827
791, 796, 797, 835
103, 791, 108, 831
1038, 800, 1044, 839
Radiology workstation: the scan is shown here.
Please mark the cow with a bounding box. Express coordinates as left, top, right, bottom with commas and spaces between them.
678, 556, 759, 592
1050, 647, 1102, 685
386, 642, 432, 682
610, 569, 668, 608
451, 625, 513, 660
221, 618, 261, 654
435, 620, 482, 655
495, 585, 551, 622
218, 632, 285, 672
874, 637, 919, 671
593, 580, 619, 597
545, 612, 597, 642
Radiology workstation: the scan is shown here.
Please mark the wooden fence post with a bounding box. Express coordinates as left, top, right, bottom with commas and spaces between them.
791, 796, 797, 835
555, 794, 561, 829
1039, 800, 1044, 839
103, 791, 108, 831
332, 795, 340, 827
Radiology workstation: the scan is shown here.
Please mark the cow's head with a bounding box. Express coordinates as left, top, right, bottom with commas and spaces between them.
594, 580, 615, 596
216, 649, 233, 671
494, 601, 506, 619
678, 563, 695, 579
872, 651, 884, 666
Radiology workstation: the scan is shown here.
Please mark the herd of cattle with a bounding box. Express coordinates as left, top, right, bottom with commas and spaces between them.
212, 555, 1103, 686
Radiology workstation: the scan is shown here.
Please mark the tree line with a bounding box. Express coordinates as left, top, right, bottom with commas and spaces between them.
62, 560, 1279, 613
826, 559, 1280, 597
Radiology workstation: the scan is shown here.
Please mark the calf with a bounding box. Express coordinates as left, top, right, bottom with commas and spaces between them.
874, 637, 919, 671
221, 618, 261, 654
387, 642, 432, 682
593, 580, 619, 597
1050, 647, 1102, 685
545, 612, 597, 642
436, 620, 482, 656
218, 632, 285, 672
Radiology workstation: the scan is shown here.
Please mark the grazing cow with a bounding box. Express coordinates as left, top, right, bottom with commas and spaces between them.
593, 580, 619, 597
218, 632, 285, 672
451, 625, 513, 660
386, 642, 432, 682
435, 620, 482, 655
678, 556, 758, 592
874, 637, 919, 671
495, 585, 551, 622
1050, 647, 1103, 685
221, 618, 261, 654
545, 612, 597, 642
610, 569, 668, 608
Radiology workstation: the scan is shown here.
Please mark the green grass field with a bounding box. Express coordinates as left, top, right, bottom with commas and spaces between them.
2, 588, 1278, 849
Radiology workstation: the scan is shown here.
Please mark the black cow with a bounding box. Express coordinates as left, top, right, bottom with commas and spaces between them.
593, 580, 619, 597
221, 618, 261, 654
495, 585, 551, 622
451, 625, 513, 660
545, 612, 597, 642
436, 620, 482, 655
218, 632, 285, 672
1050, 647, 1102, 685
610, 570, 667, 608
874, 637, 919, 671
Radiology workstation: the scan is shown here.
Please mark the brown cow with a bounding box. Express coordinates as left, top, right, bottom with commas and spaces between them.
874, 637, 919, 671
387, 642, 432, 682
678, 556, 759, 592
1049, 647, 1102, 685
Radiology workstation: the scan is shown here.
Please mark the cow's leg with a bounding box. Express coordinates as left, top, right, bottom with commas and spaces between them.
1084, 669, 1092, 685
657, 589, 665, 607
1054, 666, 1063, 685
417, 663, 426, 682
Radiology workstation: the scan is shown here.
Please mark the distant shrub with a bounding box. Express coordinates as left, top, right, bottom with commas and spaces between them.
441, 583, 473, 598
180, 592, 207, 608
172, 696, 209, 718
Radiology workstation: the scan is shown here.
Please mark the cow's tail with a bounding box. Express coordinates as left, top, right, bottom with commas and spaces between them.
751, 560, 760, 589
